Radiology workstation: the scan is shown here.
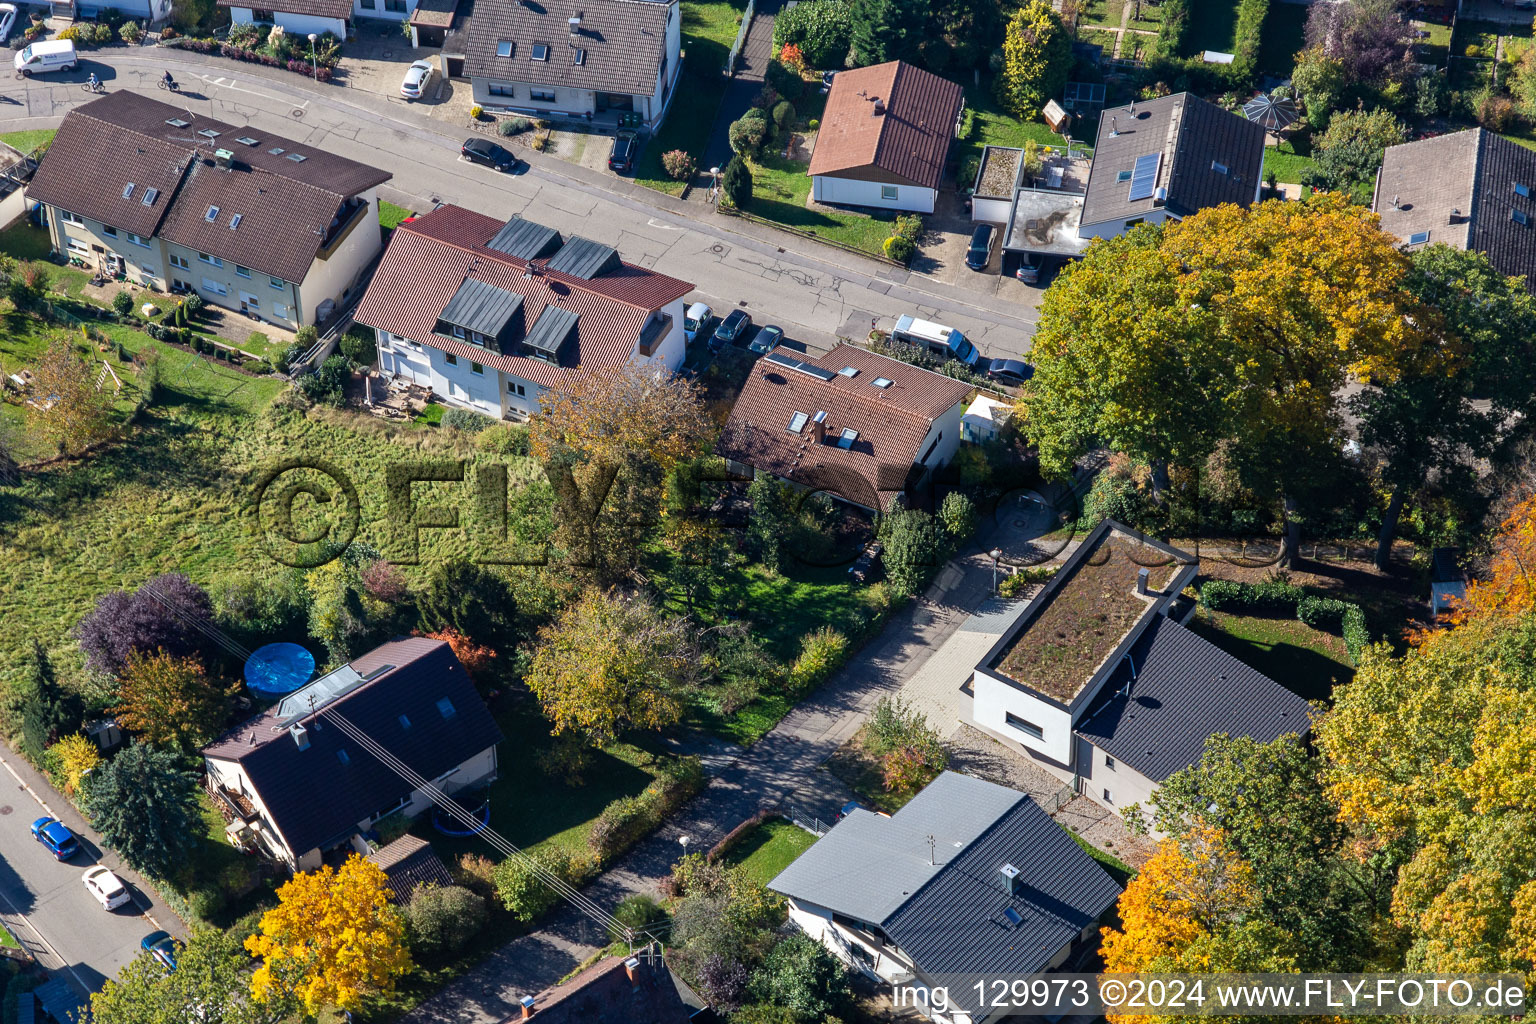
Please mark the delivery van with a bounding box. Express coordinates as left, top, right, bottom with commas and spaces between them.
14, 40, 78, 76
890, 315, 980, 367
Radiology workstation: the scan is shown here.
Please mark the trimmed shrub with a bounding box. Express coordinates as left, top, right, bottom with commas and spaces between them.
492, 846, 574, 922
404, 884, 486, 957
497, 118, 520, 137
883, 235, 916, 263
587, 756, 707, 862
1296, 595, 1353, 630
765, 58, 804, 101
662, 148, 697, 181
1342, 604, 1369, 662
119, 19, 140, 42
441, 407, 493, 433
1198, 575, 1304, 613
771, 99, 796, 128
294, 324, 319, 347
111, 291, 134, 316
728, 112, 769, 156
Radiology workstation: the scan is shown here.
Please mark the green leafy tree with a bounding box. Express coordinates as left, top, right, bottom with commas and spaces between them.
728, 110, 769, 157
1301, 107, 1406, 203
403, 884, 487, 957
82, 743, 202, 878
417, 559, 518, 649
748, 932, 852, 1020
998, 0, 1072, 121
880, 507, 942, 597
112, 650, 239, 751
492, 849, 571, 922
770, 0, 853, 68
1354, 245, 1536, 567
339, 325, 377, 367
1291, 48, 1346, 131
722, 155, 753, 209
92, 928, 294, 1024
20, 640, 82, 760
745, 474, 797, 573
848, 0, 926, 66
937, 491, 977, 544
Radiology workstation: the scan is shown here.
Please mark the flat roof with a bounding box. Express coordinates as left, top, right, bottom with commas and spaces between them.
1004, 189, 1088, 256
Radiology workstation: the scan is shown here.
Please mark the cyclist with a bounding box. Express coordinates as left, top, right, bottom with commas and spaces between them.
87, 72, 99, 91
162, 70, 176, 90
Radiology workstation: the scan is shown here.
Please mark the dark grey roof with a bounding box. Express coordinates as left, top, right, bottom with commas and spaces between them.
203, 638, 503, 858
463, 0, 676, 97
1081, 92, 1265, 229
883, 793, 1121, 1018
1431, 546, 1466, 584
1075, 616, 1312, 782
1375, 129, 1536, 291
769, 772, 1027, 924
523, 303, 580, 354
438, 276, 524, 337
487, 215, 563, 260
547, 236, 623, 279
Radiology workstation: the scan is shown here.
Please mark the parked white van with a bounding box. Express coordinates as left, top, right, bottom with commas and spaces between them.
14, 40, 78, 76
891, 314, 980, 367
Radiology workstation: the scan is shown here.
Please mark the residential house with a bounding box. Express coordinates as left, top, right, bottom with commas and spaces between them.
462, 0, 682, 130
65, 0, 170, 25
507, 944, 696, 1023
365, 834, 456, 903
769, 771, 1122, 1024
971, 519, 1311, 821
1077, 93, 1265, 240
353, 205, 692, 419
1429, 546, 1468, 619
219, 0, 350, 38
808, 60, 964, 215
715, 344, 972, 510
1375, 129, 1536, 292
27, 92, 389, 330
202, 637, 503, 872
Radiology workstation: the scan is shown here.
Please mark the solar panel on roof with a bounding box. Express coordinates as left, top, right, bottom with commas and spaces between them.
1127, 152, 1161, 202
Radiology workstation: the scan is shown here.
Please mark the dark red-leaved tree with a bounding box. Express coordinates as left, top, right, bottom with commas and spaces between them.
1304, 0, 1411, 86
72, 572, 213, 677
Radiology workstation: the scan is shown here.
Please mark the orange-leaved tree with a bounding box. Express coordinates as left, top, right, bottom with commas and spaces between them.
113, 649, 240, 751
419, 627, 496, 682
246, 854, 411, 1015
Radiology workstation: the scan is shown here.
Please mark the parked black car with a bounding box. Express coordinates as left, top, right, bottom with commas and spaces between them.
748, 324, 784, 355
461, 138, 521, 173
609, 132, 637, 172
966, 224, 996, 271
711, 309, 752, 351
985, 358, 1034, 388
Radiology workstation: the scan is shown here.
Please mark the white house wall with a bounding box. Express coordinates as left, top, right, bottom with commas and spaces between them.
1077, 208, 1172, 241
811, 174, 937, 214
228, 7, 348, 38
205, 757, 305, 869
917, 401, 963, 469
1078, 737, 1161, 827
296, 191, 383, 327
971, 669, 1075, 769
353, 0, 415, 20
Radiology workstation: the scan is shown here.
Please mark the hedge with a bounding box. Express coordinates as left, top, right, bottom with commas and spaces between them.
1341, 604, 1369, 663
586, 756, 707, 863
1198, 576, 1305, 614
1296, 595, 1353, 630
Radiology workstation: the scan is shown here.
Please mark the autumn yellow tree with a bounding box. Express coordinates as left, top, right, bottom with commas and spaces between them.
32, 334, 116, 455
524, 587, 697, 746
48, 733, 99, 796
112, 650, 240, 751
246, 855, 411, 1015
530, 363, 711, 580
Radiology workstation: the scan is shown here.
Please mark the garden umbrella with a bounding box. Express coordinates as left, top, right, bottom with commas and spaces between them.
1242, 93, 1299, 132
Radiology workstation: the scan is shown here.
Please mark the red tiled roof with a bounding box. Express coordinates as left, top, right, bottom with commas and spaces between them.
715, 345, 971, 509
807, 61, 964, 191
352, 205, 692, 390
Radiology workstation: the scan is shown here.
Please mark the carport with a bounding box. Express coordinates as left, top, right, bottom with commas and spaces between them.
408, 0, 457, 48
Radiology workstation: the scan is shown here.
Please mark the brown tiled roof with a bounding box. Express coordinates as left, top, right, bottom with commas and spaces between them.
510, 948, 690, 1024
715, 344, 971, 509
215, 0, 351, 18
26, 93, 390, 279
1375, 128, 1536, 291
365, 835, 456, 903
808, 61, 963, 191
1081, 92, 1264, 228
464, 0, 674, 97
352, 205, 692, 391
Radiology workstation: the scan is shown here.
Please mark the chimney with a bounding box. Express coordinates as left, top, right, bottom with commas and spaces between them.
999, 863, 1020, 895
289, 724, 310, 751
214, 148, 234, 170
872, 98, 885, 116
1136, 568, 1150, 595
811, 410, 827, 444
568, 12, 581, 34
625, 956, 642, 987
1109, 116, 1118, 137
520, 995, 536, 1019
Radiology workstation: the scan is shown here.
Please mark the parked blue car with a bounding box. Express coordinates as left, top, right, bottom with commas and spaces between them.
29, 817, 79, 860
141, 931, 179, 972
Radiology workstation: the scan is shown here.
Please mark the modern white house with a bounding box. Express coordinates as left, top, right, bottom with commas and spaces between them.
770, 772, 1122, 1024
462, 0, 682, 130
808, 60, 964, 215
219, 0, 351, 40
716, 344, 972, 511
69, 0, 170, 22
26, 92, 390, 331
969, 519, 1312, 825
201, 637, 503, 872
353, 205, 692, 420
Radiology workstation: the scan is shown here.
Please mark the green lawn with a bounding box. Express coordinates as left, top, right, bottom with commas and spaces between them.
1413, 20, 1451, 65
745, 153, 899, 256
1257, 1, 1308, 76
0, 129, 55, 154
412, 400, 446, 426
1079, 28, 1121, 57
1262, 138, 1315, 185
722, 818, 817, 886
956, 87, 1091, 182
379, 201, 414, 231
680, 0, 747, 75
1186, 607, 1353, 703
0, 219, 52, 261
1080, 0, 1125, 28
635, 66, 724, 196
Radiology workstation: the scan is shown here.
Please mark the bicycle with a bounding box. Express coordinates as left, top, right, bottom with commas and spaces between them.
82, 79, 103, 93
157, 78, 179, 92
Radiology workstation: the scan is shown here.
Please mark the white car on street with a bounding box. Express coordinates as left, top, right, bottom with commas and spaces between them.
82, 866, 132, 910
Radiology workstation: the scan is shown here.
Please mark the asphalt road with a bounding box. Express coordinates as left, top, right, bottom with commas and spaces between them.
0, 742, 181, 1004
0, 51, 1038, 360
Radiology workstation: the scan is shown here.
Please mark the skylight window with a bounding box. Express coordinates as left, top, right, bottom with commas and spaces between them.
1003, 907, 1023, 926
1518, 183, 1531, 198
496, 39, 513, 56
1211, 160, 1228, 175
531, 43, 549, 60
164, 118, 189, 128
268, 147, 286, 155
121, 183, 135, 199
230, 213, 243, 229
286, 152, 307, 163
837, 427, 859, 449
1516, 209, 1531, 226
398, 714, 412, 730
436, 697, 457, 720
336, 749, 350, 765
204, 205, 220, 222
236, 136, 260, 146
141, 187, 159, 206
787, 411, 809, 432
838, 366, 858, 377
1408, 230, 1430, 245
198, 129, 220, 139
574, 48, 586, 65
872, 377, 893, 389
1116, 170, 1132, 182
